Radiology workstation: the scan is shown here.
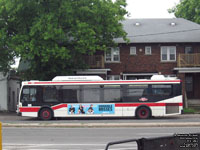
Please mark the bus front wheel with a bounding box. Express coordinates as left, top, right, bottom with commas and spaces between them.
136, 106, 151, 119
39, 108, 53, 120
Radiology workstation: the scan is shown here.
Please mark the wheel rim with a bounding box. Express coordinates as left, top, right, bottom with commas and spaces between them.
138, 108, 149, 118
42, 110, 50, 119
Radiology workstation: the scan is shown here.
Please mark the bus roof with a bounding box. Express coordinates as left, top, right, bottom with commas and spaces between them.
52, 76, 104, 81
22, 75, 181, 86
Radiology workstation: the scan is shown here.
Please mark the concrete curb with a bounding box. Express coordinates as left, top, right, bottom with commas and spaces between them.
2, 122, 200, 128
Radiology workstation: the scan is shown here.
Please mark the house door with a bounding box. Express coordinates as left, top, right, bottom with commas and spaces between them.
193, 73, 200, 99
185, 74, 194, 99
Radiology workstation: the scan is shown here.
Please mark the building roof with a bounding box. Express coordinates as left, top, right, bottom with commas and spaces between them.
115, 18, 200, 43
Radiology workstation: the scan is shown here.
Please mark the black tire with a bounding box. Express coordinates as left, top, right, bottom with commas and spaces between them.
136, 106, 151, 119
39, 108, 53, 120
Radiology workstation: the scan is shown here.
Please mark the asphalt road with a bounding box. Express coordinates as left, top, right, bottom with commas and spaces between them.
1, 112, 200, 124
2, 127, 200, 150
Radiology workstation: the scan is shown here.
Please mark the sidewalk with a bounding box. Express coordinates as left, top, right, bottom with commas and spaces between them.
0, 112, 26, 121
2, 122, 200, 128
1, 112, 200, 128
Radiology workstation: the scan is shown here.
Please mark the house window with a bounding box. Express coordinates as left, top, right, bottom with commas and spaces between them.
107, 75, 120, 80
185, 47, 193, 54
145, 46, 152, 55
130, 47, 136, 55
105, 47, 120, 62
161, 46, 176, 62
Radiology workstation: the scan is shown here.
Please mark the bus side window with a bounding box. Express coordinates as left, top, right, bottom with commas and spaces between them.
22, 87, 37, 102
122, 85, 149, 102
43, 86, 59, 102
62, 89, 78, 103
22, 88, 29, 102
81, 85, 101, 103
104, 85, 122, 102
173, 84, 181, 96
30, 88, 36, 102
151, 85, 172, 96
58, 86, 79, 103
36, 86, 43, 102
142, 88, 149, 96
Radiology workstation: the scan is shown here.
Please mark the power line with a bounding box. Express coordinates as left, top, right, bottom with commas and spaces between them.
125, 28, 200, 38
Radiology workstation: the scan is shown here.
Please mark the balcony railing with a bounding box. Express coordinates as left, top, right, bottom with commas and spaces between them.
83, 55, 105, 69
178, 53, 200, 67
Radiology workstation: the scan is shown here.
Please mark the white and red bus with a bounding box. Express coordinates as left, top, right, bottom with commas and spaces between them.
17, 75, 183, 120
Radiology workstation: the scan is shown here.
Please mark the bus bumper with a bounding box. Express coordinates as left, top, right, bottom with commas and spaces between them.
181, 109, 184, 114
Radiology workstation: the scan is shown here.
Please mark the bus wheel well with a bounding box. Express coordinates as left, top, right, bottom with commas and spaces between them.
38, 107, 54, 120
135, 105, 152, 119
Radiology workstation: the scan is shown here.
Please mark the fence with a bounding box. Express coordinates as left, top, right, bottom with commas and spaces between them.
178, 53, 200, 67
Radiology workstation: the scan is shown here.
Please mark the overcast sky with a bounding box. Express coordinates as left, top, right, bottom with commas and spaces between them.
126, 0, 180, 18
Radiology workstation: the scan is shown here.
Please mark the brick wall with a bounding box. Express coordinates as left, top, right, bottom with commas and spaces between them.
105, 43, 200, 76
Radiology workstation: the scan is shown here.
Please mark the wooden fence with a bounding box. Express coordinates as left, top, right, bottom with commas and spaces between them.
178, 53, 200, 67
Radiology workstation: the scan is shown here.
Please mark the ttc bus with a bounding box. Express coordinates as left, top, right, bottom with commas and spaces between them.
17, 75, 183, 120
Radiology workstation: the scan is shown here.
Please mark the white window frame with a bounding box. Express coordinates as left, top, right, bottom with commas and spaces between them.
145, 46, 152, 55
105, 47, 120, 62
130, 47, 136, 55
161, 46, 176, 62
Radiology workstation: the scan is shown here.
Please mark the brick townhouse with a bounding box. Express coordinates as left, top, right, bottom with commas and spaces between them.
77, 18, 200, 107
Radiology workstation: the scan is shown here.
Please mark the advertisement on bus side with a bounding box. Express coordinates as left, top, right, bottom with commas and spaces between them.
68, 104, 115, 115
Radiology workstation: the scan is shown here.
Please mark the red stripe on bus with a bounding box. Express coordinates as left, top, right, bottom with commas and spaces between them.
27, 80, 181, 85
52, 104, 68, 110
115, 103, 183, 107
20, 107, 40, 112
19, 103, 183, 112
20, 104, 68, 112
166, 103, 183, 106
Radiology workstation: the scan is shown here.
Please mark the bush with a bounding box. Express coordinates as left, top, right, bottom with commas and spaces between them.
183, 108, 196, 114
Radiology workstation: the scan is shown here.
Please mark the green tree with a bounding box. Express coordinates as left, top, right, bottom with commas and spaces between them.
169, 0, 200, 24
0, 28, 16, 74
0, 48, 15, 74
0, 0, 128, 80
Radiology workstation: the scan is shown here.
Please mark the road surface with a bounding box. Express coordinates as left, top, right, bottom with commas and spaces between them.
3, 127, 200, 150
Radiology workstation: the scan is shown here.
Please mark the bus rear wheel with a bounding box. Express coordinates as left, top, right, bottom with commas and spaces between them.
39, 108, 53, 120
136, 107, 151, 119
